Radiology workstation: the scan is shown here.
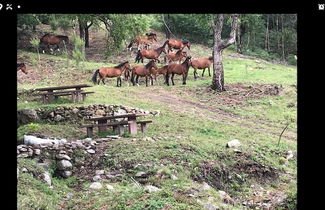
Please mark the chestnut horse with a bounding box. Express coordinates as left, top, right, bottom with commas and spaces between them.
131, 60, 158, 87
127, 33, 157, 50
17, 63, 27, 74
152, 65, 169, 84
164, 50, 187, 64
135, 40, 168, 63
40, 34, 69, 53
191, 56, 214, 80
166, 39, 190, 53
91, 61, 131, 86
165, 56, 192, 86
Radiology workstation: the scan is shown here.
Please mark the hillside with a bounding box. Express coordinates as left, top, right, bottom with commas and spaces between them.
17, 27, 297, 209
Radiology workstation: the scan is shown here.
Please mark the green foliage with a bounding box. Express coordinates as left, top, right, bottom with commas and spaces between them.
102, 14, 151, 56
287, 54, 297, 66
17, 14, 40, 30
71, 33, 86, 66
17, 123, 41, 144
18, 158, 45, 176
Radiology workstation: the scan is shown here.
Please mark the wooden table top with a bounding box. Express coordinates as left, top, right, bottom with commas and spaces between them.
85, 113, 149, 121
34, 84, 92, 91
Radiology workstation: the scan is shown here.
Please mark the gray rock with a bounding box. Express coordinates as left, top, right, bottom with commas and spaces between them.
218, 190, 235, 205
57, 160, 73, 170
89, 182, 103, 190
17, 153, 29, 158
22, 168, 28, 173
56, 154, 71, 160
72, 108, 79, 114
199, 182, 212, 192
87, 149, 96, 154
135, 171, 147, 178
203, 203, 219, 210
92, 175, 102, 182
95, 109, 106, 116
170, 174, 178, 180
144, 185, 161, 193
17, 109, 39, 125
34, 149, 41, 155
42, 171, 52, 185
226, 139, 241, 148
38, 162, 51, 169
286, 150, 294, 160
95, 170, 105, 175
61, 171, 72, 178
54, 114, 63, 122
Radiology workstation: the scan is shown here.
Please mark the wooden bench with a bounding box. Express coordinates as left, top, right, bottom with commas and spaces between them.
35, 90, 94, 102
81, 120, 153, 137
81, 91, 95, 100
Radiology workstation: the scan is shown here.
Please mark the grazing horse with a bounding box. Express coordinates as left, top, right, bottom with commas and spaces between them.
127, 33, 158, 50
40, 34, 69, 53
166, 39, 190, 53
135, 41, 168, 63
91, 61, 131, 87
166, 56, 192, 86
164, 50, 187, 64
191, 56, 214, 80
17, 63, 27, 74
131, 60, 158, 87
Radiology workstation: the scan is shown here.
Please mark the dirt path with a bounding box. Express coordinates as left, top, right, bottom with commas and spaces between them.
132, 87, 296, 141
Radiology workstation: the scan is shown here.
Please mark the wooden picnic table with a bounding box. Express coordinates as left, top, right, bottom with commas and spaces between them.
82, 113, 152, 137
33, 84, 93, 103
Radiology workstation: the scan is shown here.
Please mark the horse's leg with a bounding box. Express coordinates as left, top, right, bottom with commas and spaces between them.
150, 75, 154, 86
208, 67, 211, 76
136, 75, 140, 86
183, 73, 188, 85
171, 73, 175, 85
202, 68, 205, 77
193, 68, 197, 80
145, 76, 148, 87
165, 73, 169, 86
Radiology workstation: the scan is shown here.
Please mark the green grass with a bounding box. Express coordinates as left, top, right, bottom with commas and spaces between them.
17, 45, 297, 209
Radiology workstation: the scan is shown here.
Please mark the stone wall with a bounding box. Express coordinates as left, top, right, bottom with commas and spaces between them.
17, 104, 160, 127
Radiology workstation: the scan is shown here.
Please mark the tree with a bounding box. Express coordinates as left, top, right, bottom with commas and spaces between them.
77, 15, 97, 48
211, 14, 238, 92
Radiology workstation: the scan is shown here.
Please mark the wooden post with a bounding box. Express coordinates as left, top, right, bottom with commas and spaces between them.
98, 119, 107, 132
140, 123, 147, 132
114, 125, 125, 135
128, 121, 137, 134
86, 127, 93, 138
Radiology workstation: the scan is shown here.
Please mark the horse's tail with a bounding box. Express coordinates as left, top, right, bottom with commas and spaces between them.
92, 69, 99, 84
135, 50, 141, 63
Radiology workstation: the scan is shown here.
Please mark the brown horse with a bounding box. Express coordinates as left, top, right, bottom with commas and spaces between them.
152, 65, 169, 84
17, 63, 27, 74
91, 61, 131, 86
131, 60, 158, 86
191, 56, 214, 80
127, 33, 157, 50
164, 50, 187, 64
166, 39, 190, 53
165, 56, 192, 86
40, 34, 69, 53
135, 40, 168, 63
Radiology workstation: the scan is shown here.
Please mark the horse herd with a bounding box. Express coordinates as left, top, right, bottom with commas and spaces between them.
17, 32, 215, 87
92, 33, 214, 87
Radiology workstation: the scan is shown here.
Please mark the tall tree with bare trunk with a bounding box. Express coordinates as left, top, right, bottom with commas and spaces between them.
211, 14, 238, 92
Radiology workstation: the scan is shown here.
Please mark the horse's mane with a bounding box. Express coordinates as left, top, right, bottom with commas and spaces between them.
145, 60, 154, 68
146, 33, 156, 36
182, 40, 189, 44
208, 56, 213, 60
115, 61, 129, 68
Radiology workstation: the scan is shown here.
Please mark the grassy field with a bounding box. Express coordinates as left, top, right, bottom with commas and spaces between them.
17, 46, 297, 209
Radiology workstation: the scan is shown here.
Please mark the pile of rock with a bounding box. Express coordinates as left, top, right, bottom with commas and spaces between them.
17, 104, 160, 126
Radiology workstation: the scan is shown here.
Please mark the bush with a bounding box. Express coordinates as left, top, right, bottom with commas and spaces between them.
287, 54, 297, 66
71, 33, 85, 66
17, 123, 41, 144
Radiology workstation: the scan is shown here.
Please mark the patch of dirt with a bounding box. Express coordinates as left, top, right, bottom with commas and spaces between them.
132, 84, 296, 141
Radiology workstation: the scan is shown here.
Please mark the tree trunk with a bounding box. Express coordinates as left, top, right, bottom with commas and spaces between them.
281, 14, 285, 60
84, 21, 93, 48
265, 14, 270, 51
212, 14, 238, 92
163, 14, 171, 39
78, 19, 85, 42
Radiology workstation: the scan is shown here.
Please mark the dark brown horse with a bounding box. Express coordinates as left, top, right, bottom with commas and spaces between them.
135, 41, 168, 63
40, 34, 69, 53
17, 63, 27, 74
165, 56, 192, 86
191, 56, 213, 80
164, 50, 187, 64
127, 33, 157, 50
91, 61, 131, 86
131, 60, 158, 86
166, 39, 190, 53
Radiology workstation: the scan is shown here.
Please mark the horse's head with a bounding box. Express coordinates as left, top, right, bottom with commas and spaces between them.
17, 63, 27, 74
182, 51, 188, 57
182, 40, 191, 50
147, 60, 158, 71
208, 56, 213, 62
124, 68, 132, 81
